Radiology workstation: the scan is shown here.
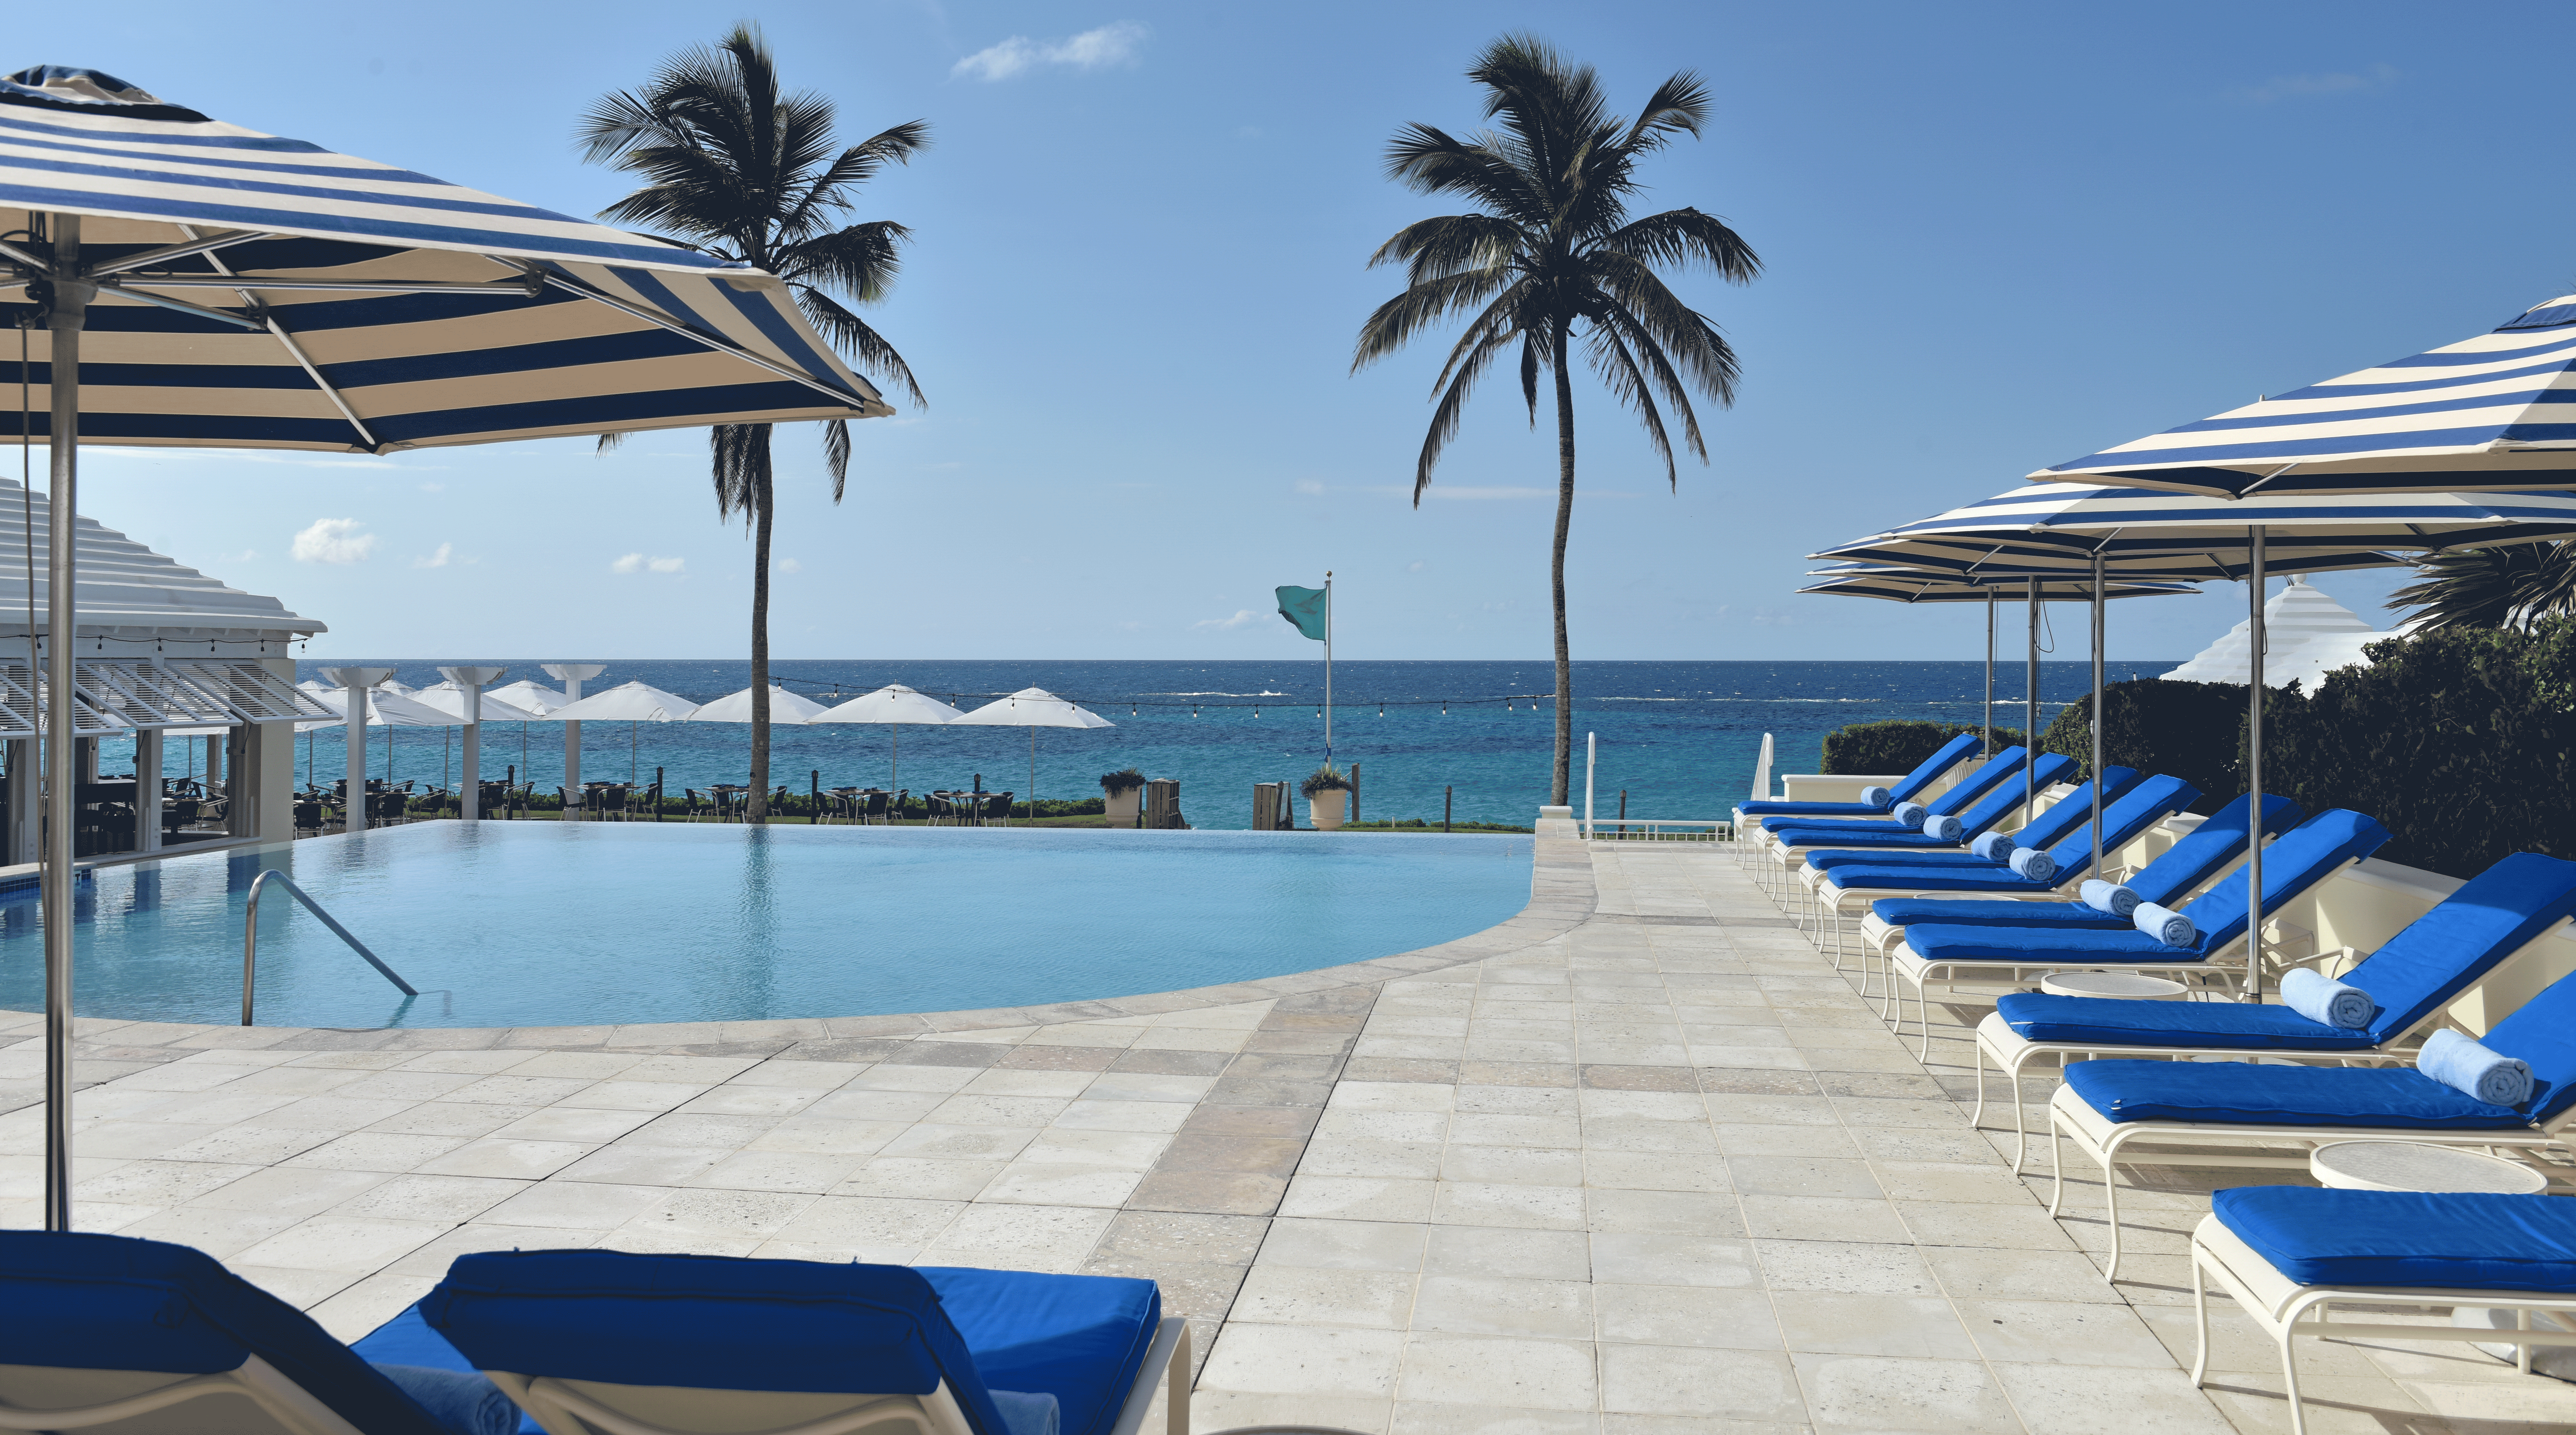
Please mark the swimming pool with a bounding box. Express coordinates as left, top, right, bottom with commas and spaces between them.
0, 825, 1533, 1029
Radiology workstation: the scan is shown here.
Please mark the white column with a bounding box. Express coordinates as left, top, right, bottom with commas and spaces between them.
544, 663, 604, 821
439, 666, 508, 822
319, 667, 391, 830
133, 729, 160, 854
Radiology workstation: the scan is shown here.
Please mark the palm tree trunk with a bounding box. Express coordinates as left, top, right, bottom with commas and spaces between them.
747, 437, 773, 824
1549, 319, 1576, 807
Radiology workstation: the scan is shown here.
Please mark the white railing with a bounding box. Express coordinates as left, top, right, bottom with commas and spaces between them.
1584, 817, 1732, 842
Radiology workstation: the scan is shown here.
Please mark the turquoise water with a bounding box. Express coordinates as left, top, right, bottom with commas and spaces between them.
2, 824, 1533, 1029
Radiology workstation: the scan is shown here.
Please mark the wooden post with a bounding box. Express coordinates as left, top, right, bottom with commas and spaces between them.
1443, 786, 1453, 833
1350, 762, 1360, 825
507, 765, 516, 820
811, 769, 820, 826
655, 767, 664, 822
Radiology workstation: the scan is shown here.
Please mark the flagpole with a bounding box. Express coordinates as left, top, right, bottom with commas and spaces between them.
1324, 571, 1334, 767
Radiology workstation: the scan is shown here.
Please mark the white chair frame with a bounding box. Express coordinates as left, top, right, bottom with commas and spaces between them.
2188, 1214, 2576, 1435
2045, 1082, 2576, 1278
0, 1352, 364, 1433
486, 1316, 1190, 1435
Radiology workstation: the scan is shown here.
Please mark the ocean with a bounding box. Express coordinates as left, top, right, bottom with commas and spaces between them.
115, 659, 2165, 831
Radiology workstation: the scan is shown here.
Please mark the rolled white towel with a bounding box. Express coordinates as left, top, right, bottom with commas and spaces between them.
2417, 1027, 2533, 1108
2005, 847, 2057, 882
1892, 801, 1928, 830
2279, 967, 2373, 1030
1970, 832, 2018, 863
2079, 879, 2140, 917
1922, 814, 1964, 843
2132, 901, 2195, 947
1861, 785, 1893, 810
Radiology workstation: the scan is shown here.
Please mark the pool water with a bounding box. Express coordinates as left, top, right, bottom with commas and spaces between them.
0, 824, 1534, 1029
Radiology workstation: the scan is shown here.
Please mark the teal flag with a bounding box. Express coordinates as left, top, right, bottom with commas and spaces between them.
1275, 585, 1328, 641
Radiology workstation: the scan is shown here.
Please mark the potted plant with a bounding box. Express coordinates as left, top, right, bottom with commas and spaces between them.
1099, 767, 1148, 827
1300, 763, 1353, 831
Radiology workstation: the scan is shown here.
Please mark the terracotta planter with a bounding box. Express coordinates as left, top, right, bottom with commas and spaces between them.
1308, 789, 1348, 830
1103, 788, 1141, 827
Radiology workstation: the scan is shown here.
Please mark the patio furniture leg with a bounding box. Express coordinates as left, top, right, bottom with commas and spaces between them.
2278, 1318, 2309, 1435
2046, 1103, 2067, 1216
2188, 1245, 2213, 1387
1168, 1320, 1191, 1435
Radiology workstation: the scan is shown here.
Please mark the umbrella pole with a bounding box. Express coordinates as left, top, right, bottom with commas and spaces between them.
40, 215, 88, 1231
2024, 576, 2040, 827
1983, 589, 1994, 756
2090, 552, 2106, 880
892, 723, 898, 793
2247, 527, 2267, 1003
1029, 726, 1036, 827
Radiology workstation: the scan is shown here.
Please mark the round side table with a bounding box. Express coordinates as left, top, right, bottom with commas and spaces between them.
2040, 971, 2188, 1001
2309, 1141, 2567, 1381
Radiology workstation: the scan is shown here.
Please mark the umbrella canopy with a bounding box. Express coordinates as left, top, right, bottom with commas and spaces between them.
547, 681, 700, 723
688, 685, 830, 725
488, 679, 569, 716
303, 686, 468, 728
410, 683, 546, 723
812, 684, 966, 725
1798, 568, 2195, 602
2035, 296, 2576, 498
948, 687, 1116, 730
1875, 483, 2576, 560
0, 68, 889, 451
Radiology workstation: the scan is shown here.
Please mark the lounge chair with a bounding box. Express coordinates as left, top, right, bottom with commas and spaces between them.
2189, 1189, 2576, 1435
1974, 850, 2576, 1169
2045, 948, 2576, 1276
373, 1248, 1190, 1435
1807, 769, 2187, 967
1783, 761, 2121, 940
1888, 809, 2394, 1058
1757, 754, 2084, 906
0, 1228, 496, 1434
1743, 743, 2029, 849
1745, 747, 2045, 895
1732, 731, 1983, 861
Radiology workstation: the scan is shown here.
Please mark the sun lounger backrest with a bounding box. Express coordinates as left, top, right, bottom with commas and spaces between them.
2344, 853, 2576, 1045
0, 1230, 446, 1434
2471, 922, 2576, 1123
1889, 732, 1984, 803
2125, 793, 2304, 907
1940, 752, 2080, 839
1922, 746, 2028, 817
2175, 809, 2393, 951
1997, 763, 2135, 852
2041, 774, 2201, 868
426, 1249, 1018, 1434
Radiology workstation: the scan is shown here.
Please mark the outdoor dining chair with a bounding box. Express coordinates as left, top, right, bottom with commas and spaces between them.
982, 792, 1015, 826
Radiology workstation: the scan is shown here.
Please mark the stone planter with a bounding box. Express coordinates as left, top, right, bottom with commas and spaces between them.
1103, 788, 1141, 827
1308, 789, 1348, 830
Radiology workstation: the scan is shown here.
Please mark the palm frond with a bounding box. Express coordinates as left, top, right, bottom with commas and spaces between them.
780, 221, 912, 307
1585, 320, 1678, 483
710, 423, 774, 523
1383, 125, 1549, 225
793, 285, 925, 409
1618, 72, 1711, 154
1588, 250, 1743, 405
2390, 542, 2576, 630
1415, 328, 1516, 505
1352, 268, 1520, 372
822, 417, 850, 500
1364, 213, 1526, 287
1595, 208, 1760, 283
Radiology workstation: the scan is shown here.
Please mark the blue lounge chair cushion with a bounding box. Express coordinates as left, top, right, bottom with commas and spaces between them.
421, 1250, 1158, 1435
1739, 734, 1982, 816
0, 1230, 449, 1435
1874, 792, 2296, 920
2063, 1060, 2525, 1129
1772, 752, 2074, 850
357, 1308, 542, 1435
2214, 1188, 2576, 1291
1903, 808, 2392, 963
2123, 793, 2306, 907
1995, 993, 2380, 1051
1869, 897, 2129, 931
1804, 761, 2126, 872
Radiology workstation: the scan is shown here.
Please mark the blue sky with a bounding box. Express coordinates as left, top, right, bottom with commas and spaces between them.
16, 2, 2574, 662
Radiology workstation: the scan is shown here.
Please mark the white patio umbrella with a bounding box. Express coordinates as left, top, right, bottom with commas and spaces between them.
547, 681, 702, 784
811, 684, 965, 791
947, 688, 1114, 822
488, 679, 569, 716
688, 685, 832, 725
412, 684, 546, 723
304, 684, 471, 800
1868, 483, 2576, 999
1, 64, 894, 1227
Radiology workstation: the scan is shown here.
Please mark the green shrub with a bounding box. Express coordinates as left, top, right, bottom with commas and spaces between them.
2260, 619, 2573, 878
2038, 679, 2248, 816
1820, 720, 2026, 775
1099, 767, 1147, 795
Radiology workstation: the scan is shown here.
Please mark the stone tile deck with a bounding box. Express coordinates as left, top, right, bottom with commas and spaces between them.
5, 828, 2572, 1432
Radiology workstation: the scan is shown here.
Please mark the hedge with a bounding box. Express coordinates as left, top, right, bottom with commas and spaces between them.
2259, 618, 2572, 878
1820, 719, 2026, 775
2038, 679, 2248, 817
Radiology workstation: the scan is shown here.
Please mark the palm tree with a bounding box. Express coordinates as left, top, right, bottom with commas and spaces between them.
1355, 35, 1758, 804
581, 24, 927, 823
2387, 541, 2576, 631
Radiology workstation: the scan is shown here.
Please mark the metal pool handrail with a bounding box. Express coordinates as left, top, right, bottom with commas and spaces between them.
243, 869, 417, 1025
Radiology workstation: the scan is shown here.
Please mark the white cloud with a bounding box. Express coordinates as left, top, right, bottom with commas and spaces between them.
612, 553, 688, 575
1193, 609, 1264, 631
1293, 478, 1327, 495
418, 481, 445, 493
291, 517, 376, 564
777, 557, 803, 574
2231, 63, 2397, 104
1408, 561, 1426, 573
953, 22, 1146, 81
413, 542, 453, 569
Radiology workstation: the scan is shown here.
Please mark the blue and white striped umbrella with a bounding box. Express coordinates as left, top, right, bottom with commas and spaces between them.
0, 65, 888, 450
1875, 482, 2576, 559
2035, 295, 2576, 498
1798, 566, 2193, 602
